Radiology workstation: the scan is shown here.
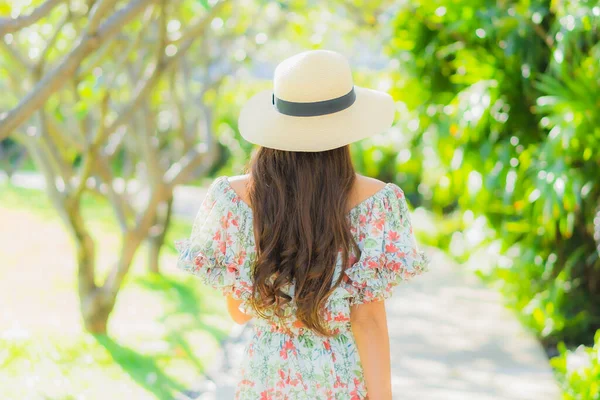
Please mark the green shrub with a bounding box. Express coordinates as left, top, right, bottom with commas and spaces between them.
384, 0, 600, 350
551, 330, 600, 399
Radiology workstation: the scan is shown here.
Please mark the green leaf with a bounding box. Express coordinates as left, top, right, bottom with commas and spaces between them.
74, 101, 88, 120
0, 3, 11, 16
196, 0, 210, 10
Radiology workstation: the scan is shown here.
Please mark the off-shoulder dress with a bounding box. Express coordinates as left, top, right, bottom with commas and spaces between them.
175, 176, 429, 400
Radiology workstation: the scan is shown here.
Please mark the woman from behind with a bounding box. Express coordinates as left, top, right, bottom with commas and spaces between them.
176, 49, 429, 399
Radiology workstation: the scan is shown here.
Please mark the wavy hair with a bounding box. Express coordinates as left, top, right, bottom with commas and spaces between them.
246, 145, 359, 336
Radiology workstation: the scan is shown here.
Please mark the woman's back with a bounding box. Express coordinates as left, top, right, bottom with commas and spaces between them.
176, 49, 430, 399
176, 175, 428, 399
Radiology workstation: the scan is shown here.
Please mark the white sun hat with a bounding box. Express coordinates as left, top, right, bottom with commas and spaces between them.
238, 50, 396, 152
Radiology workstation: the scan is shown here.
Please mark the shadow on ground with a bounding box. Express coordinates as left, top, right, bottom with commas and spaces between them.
95, 335, 186, 398
94, 274, 231, 400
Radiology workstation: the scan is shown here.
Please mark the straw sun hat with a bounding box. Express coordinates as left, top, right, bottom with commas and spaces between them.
238, 50, 396, 152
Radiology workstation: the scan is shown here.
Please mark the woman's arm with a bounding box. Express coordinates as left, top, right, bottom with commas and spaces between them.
226, 295, 253, 324
350, 300, 392, 400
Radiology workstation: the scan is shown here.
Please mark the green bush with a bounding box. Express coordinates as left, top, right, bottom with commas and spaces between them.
382, 0, 600, 396
551, 330, 600, 399
385, 0, 600, 348
381, 4, 600, 398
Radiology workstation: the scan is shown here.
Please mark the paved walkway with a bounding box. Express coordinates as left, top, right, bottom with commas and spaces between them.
385, 249, 559, 400
3, 172, 561, 399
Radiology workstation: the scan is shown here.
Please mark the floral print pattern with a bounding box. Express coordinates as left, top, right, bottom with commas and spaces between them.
175, 176, 429, 399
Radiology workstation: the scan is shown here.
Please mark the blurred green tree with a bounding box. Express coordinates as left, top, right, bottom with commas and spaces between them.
0, 0, 284, 333
0, 137, 26, 176
385, 0, 600, 348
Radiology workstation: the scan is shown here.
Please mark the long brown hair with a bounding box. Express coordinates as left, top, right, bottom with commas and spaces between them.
247, 145, 359, 336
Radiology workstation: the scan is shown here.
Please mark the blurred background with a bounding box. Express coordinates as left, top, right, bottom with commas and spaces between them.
0, 0, 599, 399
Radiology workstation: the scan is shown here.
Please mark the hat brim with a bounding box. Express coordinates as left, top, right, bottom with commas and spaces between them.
238, 86, 395, 152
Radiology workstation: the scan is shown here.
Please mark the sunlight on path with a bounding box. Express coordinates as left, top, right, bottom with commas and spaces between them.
386, 249, 560, 400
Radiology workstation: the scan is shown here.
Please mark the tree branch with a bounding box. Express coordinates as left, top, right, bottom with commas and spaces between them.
170, 68, 190, 145
102, 230, 141, 296
39, 110, 75, 186
72, 95, 110, 201
530, 22, 554, 48
0, 0, 157, 140
87, 0, 120, 35
140, 102, 163, 185
165, 141, 218, 187
71, 79, 92, 144
38, 11, 72, 71
102, 0, 227, 153
47, 94, 86, 151
0, 40, 33, 72
74, 34, 123, 80
102, 181, 169, 295
23, 138, 72, 228
171, 0, 229, 46
0, 0, 66, 35
102, 61, 164, 145
93, 155, 131, 232
101, 8, 154, 87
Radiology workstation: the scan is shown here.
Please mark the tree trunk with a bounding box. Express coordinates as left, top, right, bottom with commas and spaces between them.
147, 194, 174, 274
594, 202, 600, 258
81, 288, 117, 334
80, 233, 141, 334
67, 203, 112, 333
69, 200, 145, 334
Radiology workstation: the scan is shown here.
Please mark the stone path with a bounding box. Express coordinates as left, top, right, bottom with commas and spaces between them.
4, 172, 561, 399
385, 249, 559, 400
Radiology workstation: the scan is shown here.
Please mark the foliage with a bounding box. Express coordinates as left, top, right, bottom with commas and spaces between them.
0, 0, 292, 333
384, 0, 600, 351
551, 330, 600, 400
0, 138, 26, 176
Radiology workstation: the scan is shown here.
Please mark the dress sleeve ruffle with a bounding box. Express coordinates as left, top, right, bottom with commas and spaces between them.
175, 177, 241, 297
344, 184, 430, 306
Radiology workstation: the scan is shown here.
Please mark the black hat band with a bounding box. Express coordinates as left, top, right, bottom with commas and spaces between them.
272, 87, 356, 117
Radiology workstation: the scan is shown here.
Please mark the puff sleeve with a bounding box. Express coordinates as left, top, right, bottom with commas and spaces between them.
344, 184, 429, 306
175, 177, 240, 296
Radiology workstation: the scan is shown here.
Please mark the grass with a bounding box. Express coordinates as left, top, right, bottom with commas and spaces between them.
0, 184, 233, 400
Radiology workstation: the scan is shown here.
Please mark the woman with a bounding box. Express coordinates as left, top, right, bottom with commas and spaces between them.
176, 50, 429, 400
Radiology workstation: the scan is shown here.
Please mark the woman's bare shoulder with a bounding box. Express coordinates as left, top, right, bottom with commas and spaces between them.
227, 174, 251, 203
227, 174, 251, 184
345, 175, 388, 211
354, 174, 387, 195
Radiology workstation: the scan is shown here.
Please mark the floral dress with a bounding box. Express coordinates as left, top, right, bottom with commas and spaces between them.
175, 176, 429, 400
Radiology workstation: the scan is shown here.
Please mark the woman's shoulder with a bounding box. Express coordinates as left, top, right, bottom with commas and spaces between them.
354, 174, 387, 193
203, 175, 254, 219
206, 175, 248, 195
220, 174, 251, 207
226, 174, 251, 184
226, 174, 250, 193
350, 175, 402, 209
